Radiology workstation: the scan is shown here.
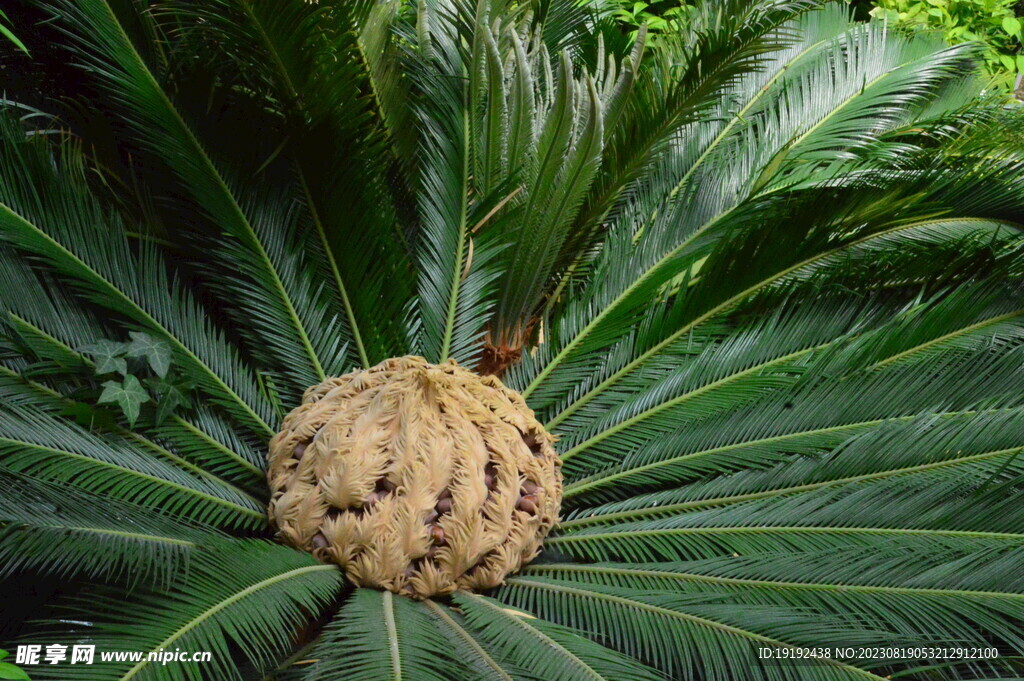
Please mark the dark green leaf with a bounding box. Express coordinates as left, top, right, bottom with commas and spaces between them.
80, 339, 128, 376
125, 331, 172, 378
98, 375, 149, 426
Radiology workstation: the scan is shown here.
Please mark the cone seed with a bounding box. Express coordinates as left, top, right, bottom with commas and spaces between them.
267, 356, 562, 598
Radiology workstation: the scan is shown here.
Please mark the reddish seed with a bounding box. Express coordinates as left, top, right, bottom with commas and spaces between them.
521, 480, 538, 495
430, 525, 446, 544
293, 443, 307, 460
424, 509, 439, 524
517, 494, 538, 513
312, 533, 328, 550
436, 497, 453, 514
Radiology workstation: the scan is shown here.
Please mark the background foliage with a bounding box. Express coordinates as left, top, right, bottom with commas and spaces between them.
602, 0, 1024, 89
870, 0, 1024, 86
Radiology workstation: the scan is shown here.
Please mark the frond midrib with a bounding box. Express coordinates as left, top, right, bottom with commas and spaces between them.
868, 308, 1024, 369
28, 524, 197, 547
383, 590, 403, 680
439, 95, 472, 363
547, 525, 1024, 544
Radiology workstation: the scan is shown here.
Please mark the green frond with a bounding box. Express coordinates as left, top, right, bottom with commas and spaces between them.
0, 472, 210, 585
290, 588, 514, 681
23, 540, 344, 681
40, 0, 363, 395
540, 233, 1019, 483
145, 409, 267, 489
559, 280, 1024, 500
571, 0, 820, 248
489, 43, 606, 339
513, 8, 1023, 406
0, 116, 277, 438
521, 553, 1024, 666
548, 466, 1024, 563
0, 247, 267, 486
420, 599, 523, 681
519, 548, 1024, 679
452, 591, 666, 681
0, 395, 266, 530
162, 0, 413, 367
562, 405, 1024, 526
410, 0, 506, 364
499, 576, 891, 680
0, 369, 266, 505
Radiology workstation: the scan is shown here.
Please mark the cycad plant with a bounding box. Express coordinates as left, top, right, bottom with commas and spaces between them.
2, 0, 1024, 679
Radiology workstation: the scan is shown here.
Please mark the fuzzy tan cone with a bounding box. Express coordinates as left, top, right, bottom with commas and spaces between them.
267, 356, 562, 598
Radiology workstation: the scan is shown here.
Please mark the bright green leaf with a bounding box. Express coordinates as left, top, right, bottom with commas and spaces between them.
0, 662, 30, 680
1002, 16, 1022, 36
98, 375, 149, 426
0, 10, 28, 56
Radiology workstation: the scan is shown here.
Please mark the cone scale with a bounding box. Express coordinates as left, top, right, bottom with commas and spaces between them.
268, 356, 562, 598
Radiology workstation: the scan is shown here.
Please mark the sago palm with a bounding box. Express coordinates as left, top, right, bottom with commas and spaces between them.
1, 0, 1024, 679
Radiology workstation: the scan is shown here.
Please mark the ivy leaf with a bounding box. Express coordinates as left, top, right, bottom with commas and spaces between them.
79, 339, 128, 375
0, 661, 30, 680
147, 378, 193, 426
125, 331, 172, 378
98, 375, 149, 426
